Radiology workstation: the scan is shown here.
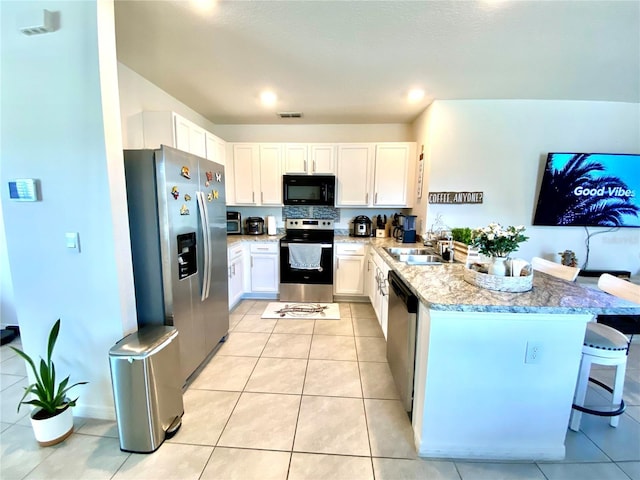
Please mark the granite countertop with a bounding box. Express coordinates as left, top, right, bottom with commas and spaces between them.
364, 239, 640, 316
228, 233, 639, 315
227, 234, 283, 245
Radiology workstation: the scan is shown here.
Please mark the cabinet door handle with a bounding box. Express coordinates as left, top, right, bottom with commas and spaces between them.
375, 192, 378, 204
252, 192, 255, 203
336, 258, 340, 269
304, 160, 308, 172
312, 159, 316, 173
261, 192, 264, 203
365, 193, 369, 204
232, 264, 236, 275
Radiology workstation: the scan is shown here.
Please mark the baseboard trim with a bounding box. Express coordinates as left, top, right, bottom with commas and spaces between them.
73, 405, 116, 421
417, 443, 565, 461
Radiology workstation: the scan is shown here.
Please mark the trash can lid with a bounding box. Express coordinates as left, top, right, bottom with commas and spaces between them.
109, 326, 178, 357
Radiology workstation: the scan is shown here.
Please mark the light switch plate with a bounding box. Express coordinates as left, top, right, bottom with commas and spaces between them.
65, 232, 80, 253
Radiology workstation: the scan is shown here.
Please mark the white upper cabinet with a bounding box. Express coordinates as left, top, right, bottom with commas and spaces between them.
259, 144, 283, 205
205, 132, 227, 165
226, 140, 415, 207
373, 143, 416, 207
141, 111, 210, 158
336, 144, 375, 206
283, 144, 309, 174
283, 144, 336, 174
227, 143, 282, 206
309, 144, 336, 174
230, 144, 259, 205
336, 142, 416, 208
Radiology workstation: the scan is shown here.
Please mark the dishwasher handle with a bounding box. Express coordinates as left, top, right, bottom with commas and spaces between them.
388, 270, 418, 313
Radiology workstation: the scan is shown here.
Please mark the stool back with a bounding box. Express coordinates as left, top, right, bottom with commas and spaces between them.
598, 273, 640, 304
531, 257, 580, 282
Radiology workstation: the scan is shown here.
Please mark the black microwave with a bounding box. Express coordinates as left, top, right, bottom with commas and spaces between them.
283, 175, 335, 206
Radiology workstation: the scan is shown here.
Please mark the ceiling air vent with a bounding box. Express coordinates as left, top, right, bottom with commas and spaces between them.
277, 112, 303, 119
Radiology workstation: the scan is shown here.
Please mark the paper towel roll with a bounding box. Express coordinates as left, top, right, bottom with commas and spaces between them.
510, 258, 529, 277
266, 216, 277, 235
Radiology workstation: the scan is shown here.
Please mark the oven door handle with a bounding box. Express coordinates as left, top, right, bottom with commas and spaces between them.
280, 242, 333, 248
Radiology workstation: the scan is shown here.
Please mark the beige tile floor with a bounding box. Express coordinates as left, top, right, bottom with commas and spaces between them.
0, 299, 639, 479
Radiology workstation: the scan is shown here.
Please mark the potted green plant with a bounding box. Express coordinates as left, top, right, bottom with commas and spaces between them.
451, 227, 473, 246
450, 227, 479, 263
10, 319, 87, 446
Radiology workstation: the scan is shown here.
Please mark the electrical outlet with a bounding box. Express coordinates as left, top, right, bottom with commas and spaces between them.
525, 342, 543, 364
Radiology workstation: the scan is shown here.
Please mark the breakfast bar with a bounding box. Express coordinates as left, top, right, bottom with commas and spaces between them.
370, 241, 640, 461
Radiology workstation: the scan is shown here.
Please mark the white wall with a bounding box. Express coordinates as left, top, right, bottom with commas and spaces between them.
0, 0, 135, 419
212, 123, 412, 143
117, 63, 412, 147
412, 100, 640, 275
118, 62, 218, 148
0, 198, 18, 327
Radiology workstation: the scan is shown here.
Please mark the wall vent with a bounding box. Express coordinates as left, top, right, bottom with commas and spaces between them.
277, 112, 303, 119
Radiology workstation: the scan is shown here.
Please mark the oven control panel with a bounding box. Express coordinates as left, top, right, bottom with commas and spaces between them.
285, 218, 334, 230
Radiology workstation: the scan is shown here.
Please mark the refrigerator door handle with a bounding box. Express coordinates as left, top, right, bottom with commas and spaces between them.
196, 191, 211, 301
200, 190, 214, 300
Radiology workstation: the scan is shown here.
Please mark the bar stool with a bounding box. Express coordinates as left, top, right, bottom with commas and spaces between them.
569, 273, 639, 431
531, 256, 580, 281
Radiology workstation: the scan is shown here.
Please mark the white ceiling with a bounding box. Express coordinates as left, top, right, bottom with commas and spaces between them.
114, 0, 640, 125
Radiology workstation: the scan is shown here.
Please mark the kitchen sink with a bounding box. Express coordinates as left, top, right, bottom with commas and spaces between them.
384, 247, 432, 256
384, 247, 442, 264
404, 254, 442, 265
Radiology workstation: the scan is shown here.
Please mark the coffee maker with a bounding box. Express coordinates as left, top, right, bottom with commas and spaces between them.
401, 215, 417, 243
393, 214, 417, 243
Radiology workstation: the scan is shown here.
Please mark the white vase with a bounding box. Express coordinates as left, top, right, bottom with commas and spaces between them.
30, 406, 74, 447
489, 256, 508, 276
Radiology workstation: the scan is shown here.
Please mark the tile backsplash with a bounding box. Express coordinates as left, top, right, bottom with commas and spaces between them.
282, 206, 339, 220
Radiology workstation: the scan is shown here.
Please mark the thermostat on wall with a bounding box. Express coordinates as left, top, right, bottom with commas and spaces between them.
8, 179, 40, 202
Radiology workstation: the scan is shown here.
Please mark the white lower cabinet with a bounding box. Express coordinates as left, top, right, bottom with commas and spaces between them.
334, 243, 367, 296
369, 249, 390, 338
228, 243, 245, 310
249, 243, 279, 293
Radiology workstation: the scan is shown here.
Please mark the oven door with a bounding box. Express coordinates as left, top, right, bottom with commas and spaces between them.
280, 241, 334, 285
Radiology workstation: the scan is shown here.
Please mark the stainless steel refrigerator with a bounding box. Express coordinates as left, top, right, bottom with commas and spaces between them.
123, 146, 229, 385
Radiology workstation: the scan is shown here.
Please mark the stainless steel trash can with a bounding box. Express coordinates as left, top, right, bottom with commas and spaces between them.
109, 326, 184, 453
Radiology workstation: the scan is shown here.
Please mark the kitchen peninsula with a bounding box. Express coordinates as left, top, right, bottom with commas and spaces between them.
365, 238, 640, 461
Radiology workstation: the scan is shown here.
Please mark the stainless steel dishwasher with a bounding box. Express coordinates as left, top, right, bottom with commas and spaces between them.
386, 270, 419, 415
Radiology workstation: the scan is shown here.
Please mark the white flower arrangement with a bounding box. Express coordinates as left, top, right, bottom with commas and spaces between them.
470, 223, 528, 258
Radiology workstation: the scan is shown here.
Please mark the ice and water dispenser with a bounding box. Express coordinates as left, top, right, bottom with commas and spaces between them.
177, 232, 197, 280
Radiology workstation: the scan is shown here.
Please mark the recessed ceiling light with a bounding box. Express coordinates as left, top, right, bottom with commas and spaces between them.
407, 89, 425, 103
260, 91, 278, 107
189, 0, 217, 14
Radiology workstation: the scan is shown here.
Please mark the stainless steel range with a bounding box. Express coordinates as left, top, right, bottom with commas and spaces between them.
279, 218, 334, 303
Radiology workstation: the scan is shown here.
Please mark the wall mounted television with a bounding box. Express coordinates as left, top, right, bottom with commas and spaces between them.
533, 152, 640, 228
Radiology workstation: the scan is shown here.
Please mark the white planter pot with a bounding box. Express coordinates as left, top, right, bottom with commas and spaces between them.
488, 256, 509, 276
30, 406, 74, 447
